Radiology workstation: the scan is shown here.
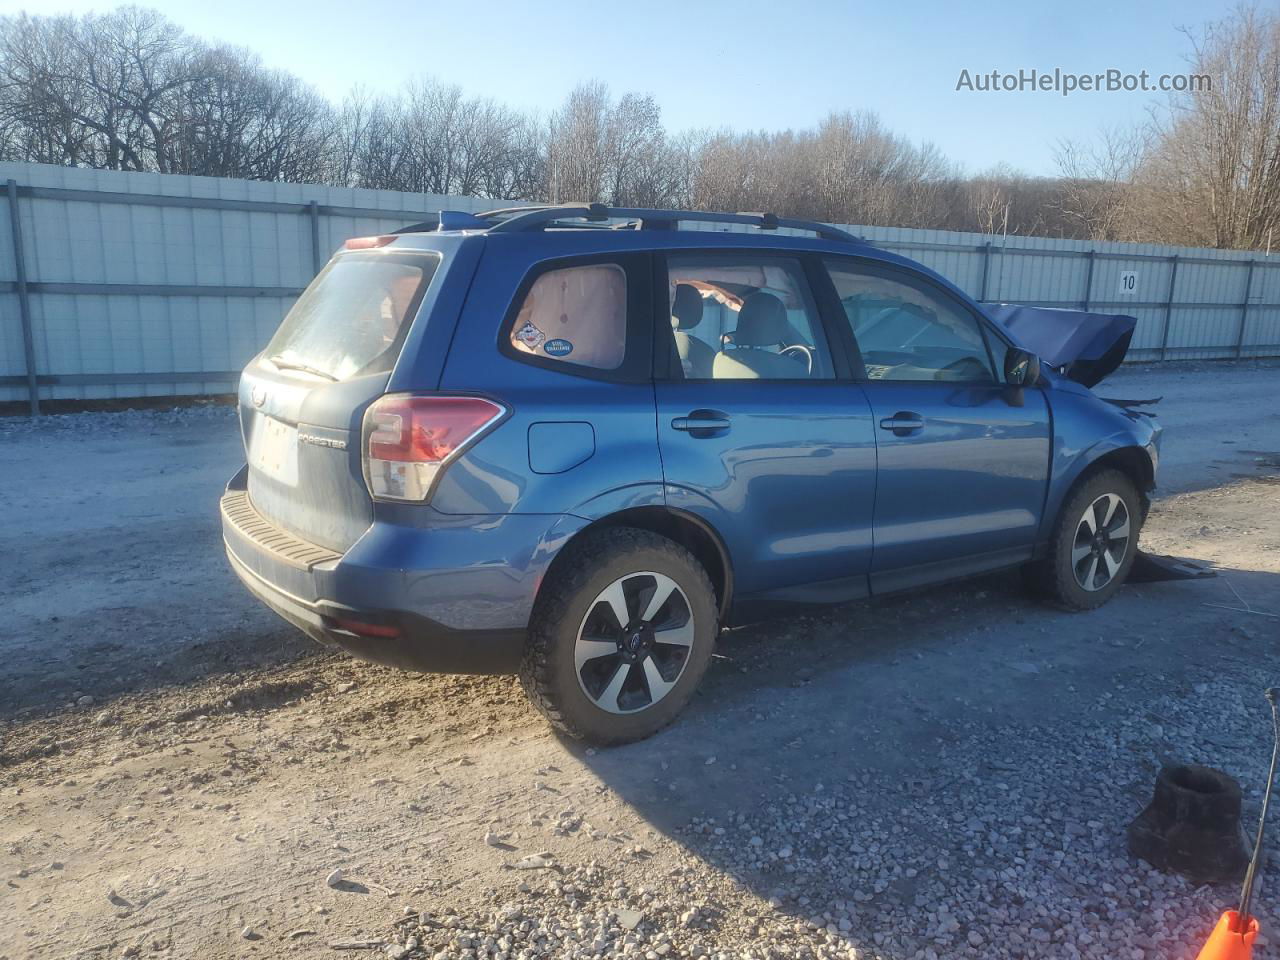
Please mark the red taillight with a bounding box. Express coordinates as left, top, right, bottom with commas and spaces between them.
343, 235, 397, 250
362, 395, 505, 502
329, 616, 400, 638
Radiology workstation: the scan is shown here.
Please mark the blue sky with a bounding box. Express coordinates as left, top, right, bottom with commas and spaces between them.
3, 0, 1236, 175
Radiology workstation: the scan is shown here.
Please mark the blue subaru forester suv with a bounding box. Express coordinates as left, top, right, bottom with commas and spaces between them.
221, 204, 1160, 744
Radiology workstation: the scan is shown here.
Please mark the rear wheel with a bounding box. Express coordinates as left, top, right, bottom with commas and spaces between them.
1025, 468, 1141, 611
520, 528, 717, 745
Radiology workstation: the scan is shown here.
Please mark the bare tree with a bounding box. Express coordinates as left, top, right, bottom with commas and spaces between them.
171, 46, 333, 181
1126, 5, 1280, 248
332, 76, 539, 199
481, 113, 545, 200
0, 9, 176, 170
0, 6, 333, 180
545, 82, 611, 202
330, 86, 376, 187
604, 92, 666, 205
20, 3, 1280, 246
1053, 127, 1145, 241
967, 174, 1010, 235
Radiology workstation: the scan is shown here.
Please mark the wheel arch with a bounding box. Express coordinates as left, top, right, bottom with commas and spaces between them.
1087, 445, 1155, 495
1074, 445, 1155, 527
1042, 442, 1154, 552
536, 506, 733, 623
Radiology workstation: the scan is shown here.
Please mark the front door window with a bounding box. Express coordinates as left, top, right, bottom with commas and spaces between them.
825, 260, 994, 383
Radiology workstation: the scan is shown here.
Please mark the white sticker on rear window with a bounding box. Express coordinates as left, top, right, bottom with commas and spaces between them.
515, 320, 546, 350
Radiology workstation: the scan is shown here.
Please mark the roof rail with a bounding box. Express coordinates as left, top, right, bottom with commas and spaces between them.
479, 204, 863, 244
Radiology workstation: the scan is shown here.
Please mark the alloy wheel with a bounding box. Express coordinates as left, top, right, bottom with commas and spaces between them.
574, 572, 695, 714
1072, 492, 1131, 591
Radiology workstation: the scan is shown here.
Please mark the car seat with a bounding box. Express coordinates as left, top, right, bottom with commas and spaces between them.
671, 283, 716, 379
712, 292, 807, 379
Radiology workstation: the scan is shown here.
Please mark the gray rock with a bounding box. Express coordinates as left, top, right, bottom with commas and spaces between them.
614, 908, 644, 931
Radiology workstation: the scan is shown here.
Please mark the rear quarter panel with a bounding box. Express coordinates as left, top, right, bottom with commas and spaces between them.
430, 239, 664, 518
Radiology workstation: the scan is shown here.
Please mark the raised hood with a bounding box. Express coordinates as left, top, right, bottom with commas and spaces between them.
984, 304, 1136, 388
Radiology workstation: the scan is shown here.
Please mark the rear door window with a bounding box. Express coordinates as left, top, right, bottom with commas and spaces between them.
661, 255, 834, 380
265, 251, 439, 381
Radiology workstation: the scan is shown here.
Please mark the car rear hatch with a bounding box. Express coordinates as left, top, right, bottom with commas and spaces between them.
238, 242, 446, 554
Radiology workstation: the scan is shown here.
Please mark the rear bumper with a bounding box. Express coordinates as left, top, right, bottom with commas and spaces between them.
223, 545, 525, 672
219, 466, 571, 675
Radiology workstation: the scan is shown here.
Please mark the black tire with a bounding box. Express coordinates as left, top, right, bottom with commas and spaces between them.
519, 527, 718, 745
1025, 468, 1142, 611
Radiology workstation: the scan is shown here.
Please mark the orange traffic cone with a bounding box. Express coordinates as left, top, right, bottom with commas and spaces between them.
1195, 911, 1258, 960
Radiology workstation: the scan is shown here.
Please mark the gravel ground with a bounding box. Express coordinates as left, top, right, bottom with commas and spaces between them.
1, 360, 1278, 960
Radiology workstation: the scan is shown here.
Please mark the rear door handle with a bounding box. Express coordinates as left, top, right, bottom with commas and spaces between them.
879, 411, 924, 435
671, 410, 731, 433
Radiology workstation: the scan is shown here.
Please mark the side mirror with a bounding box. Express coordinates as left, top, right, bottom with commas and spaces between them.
1005, 348, 1040, 387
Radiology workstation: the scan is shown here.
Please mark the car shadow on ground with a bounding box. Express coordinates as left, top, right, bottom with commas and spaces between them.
569, 563, 1278, 955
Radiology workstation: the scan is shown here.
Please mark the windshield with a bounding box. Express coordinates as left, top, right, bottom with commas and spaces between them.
264, 250, 440, 381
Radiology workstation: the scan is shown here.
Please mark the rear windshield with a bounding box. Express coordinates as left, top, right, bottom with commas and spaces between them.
264, 250, 440, 381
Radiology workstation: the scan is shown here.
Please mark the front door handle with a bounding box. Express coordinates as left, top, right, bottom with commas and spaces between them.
879, 411, 924, 435
672, 410, 731, 434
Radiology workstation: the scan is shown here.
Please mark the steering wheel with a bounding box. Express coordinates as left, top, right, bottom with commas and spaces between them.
779, 344, 814, 375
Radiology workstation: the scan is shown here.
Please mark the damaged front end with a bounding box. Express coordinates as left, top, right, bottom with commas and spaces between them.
984, 303, 1136, 388
986, 304, 1214, 584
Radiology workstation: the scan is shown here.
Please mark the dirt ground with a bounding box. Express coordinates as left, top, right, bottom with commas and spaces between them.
1, 360, 1278, 960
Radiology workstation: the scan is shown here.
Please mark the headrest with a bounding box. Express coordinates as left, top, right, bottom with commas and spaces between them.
733, 292, 789, 346
672, 284, 703, 330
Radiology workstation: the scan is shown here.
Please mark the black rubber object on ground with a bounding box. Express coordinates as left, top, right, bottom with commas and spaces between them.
1127, 764, 1252, 884
1128, 550, 1217, 583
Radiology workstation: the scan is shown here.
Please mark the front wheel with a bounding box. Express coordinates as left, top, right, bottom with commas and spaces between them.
520, 528, 718, 745
1025, 468, 1141, 611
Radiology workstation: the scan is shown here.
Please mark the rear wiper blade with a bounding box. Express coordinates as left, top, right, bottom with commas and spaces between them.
267, 356, 338, 381
1099, 395, 1162, 407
